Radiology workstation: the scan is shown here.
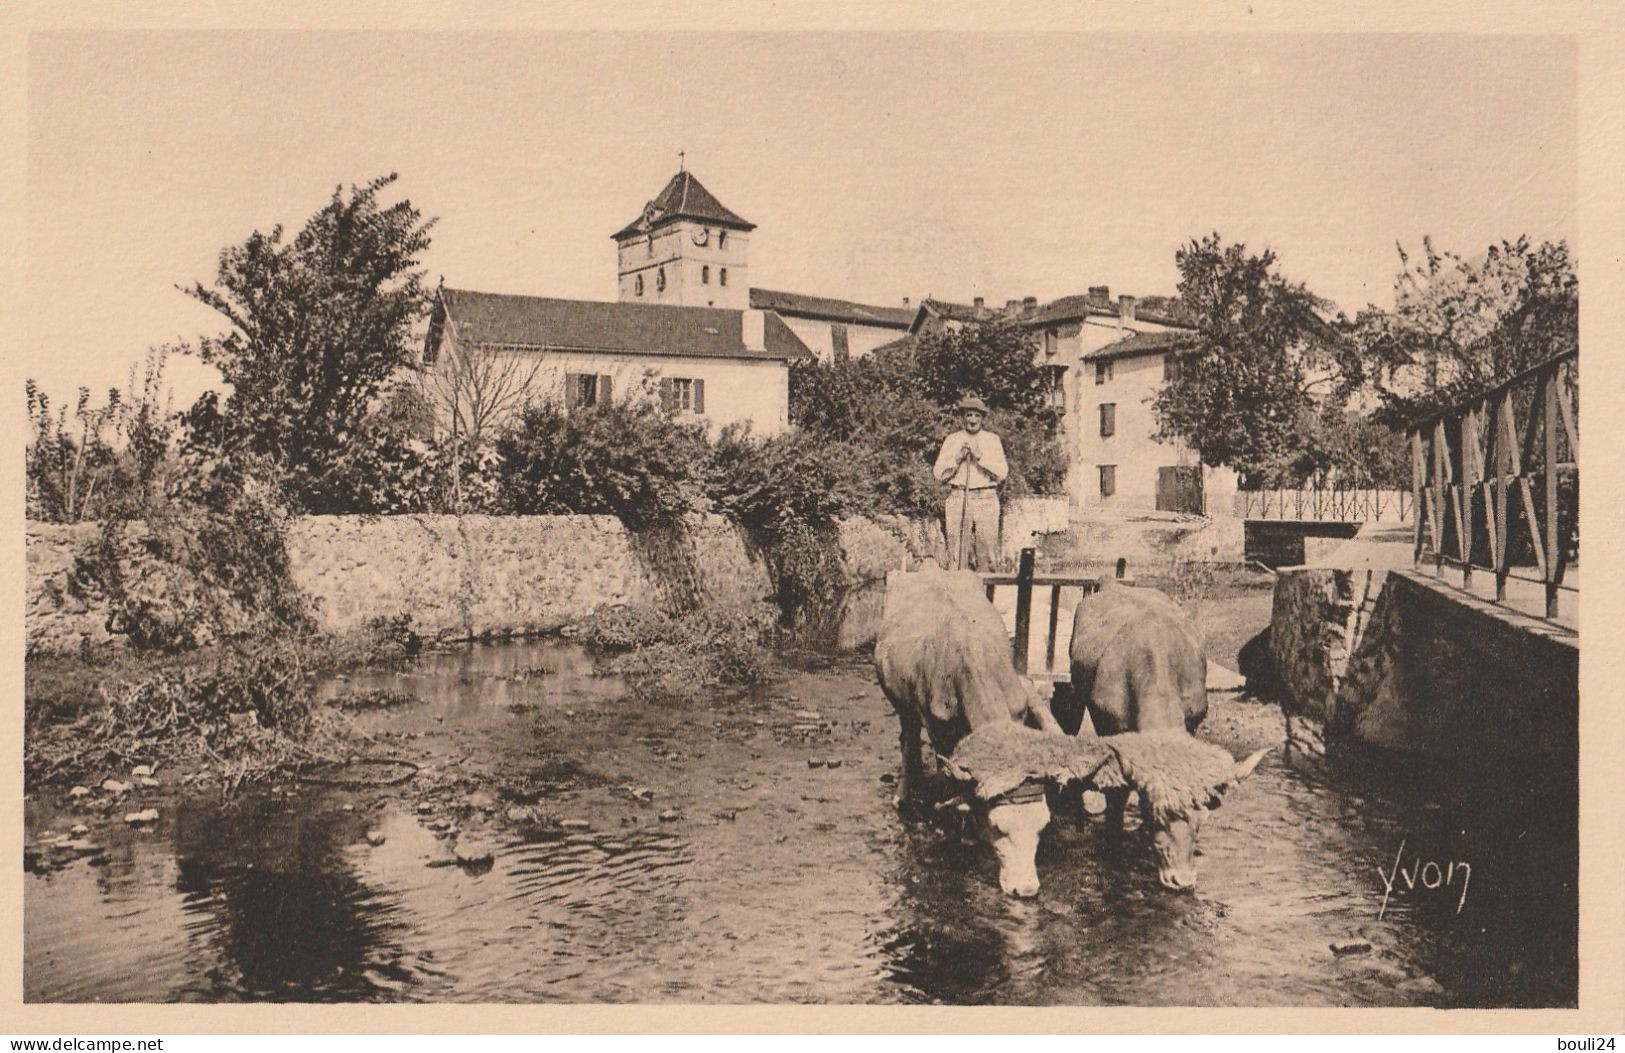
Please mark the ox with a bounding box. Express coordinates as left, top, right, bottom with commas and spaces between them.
875, 566, 1100, 897
1068, 578, 1270, 891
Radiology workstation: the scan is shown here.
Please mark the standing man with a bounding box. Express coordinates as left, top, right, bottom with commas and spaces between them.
934, 395, 1008, 571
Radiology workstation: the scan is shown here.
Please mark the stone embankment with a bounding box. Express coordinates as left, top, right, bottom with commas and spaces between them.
28, 507, 1055, 656
1266, 566, 1577, 761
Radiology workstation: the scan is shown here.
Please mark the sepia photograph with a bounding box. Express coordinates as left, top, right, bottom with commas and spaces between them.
14, 20, 1595, 1016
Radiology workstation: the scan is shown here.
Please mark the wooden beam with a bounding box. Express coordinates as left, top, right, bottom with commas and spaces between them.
1012, 547, 1035, 674
1557, 363, 1578, 462
1544, 372, 1560, 618
1432, 419, 1449, 575
1411, 430, 1427, 567
1479, 397, 1499, 572
1458, 407, 1476, 586
1045, 583, 1062, 674
1496, 392, 1514, 601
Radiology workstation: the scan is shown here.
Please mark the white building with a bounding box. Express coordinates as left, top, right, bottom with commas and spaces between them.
422, 289, 813, 437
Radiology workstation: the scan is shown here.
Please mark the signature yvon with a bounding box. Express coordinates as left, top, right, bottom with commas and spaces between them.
1377, 840, 1470, 920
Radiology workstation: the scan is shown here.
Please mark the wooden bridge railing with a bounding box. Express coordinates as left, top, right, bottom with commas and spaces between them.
1408, 350, 1578, 620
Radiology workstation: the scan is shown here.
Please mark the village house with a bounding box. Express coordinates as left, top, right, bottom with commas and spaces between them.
427, 165, 1237, 513
421, 290, 814, 437
902, 290, 1238, 514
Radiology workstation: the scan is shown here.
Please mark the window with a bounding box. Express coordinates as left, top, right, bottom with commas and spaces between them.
1099, 465, 1116, 498
719, 267, 728, 286
1045, 328, 1059, 355
1099, 402, 1116, 438
659, 376, 706, 414
717, 230, 727, 249
702, 265, 710, 284
1042, 364, 1067, 413
646, 234, 653, 257
656, 267, 666, 293
565, 372, 612, 410
634, 274, 644, 296
1095, 359, 1113, 385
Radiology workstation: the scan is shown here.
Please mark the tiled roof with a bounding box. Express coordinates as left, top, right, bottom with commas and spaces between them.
1025, 293, 1196, 329
1081, 329, 1200, 361
749, 288, 913, 328
909, 293, 1198, 334
430, 288, 814, 363
611, 171, 756, 240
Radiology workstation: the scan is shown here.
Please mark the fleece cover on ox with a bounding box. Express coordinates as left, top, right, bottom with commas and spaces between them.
942, 723, 1115, 801
944, 723, 1252, 821
1091, 730, 1243, 822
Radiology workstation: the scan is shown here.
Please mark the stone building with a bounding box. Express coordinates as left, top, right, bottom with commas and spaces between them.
429, 165, 1236, 511
422, 288, 813, 437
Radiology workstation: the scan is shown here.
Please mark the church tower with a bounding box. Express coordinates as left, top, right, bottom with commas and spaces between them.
613, 167, 754, 310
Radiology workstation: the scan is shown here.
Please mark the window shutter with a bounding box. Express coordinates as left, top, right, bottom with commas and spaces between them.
693, 378, 705, 414
565, 373, 579, 410
598, 375, 612, 406
659, 378, 675, 412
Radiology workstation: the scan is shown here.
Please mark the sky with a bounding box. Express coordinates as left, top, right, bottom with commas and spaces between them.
23, 30, 1578, 408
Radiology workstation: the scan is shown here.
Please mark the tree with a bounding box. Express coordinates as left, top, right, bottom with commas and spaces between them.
1151, 234, 1356, 482
419, 333, 543, 451
180, 174, 435, 512
914, 314, 1056, 420
1352, 236, 1577, 426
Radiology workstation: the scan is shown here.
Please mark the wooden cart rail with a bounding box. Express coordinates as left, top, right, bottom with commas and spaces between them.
983, 549, 1128, 680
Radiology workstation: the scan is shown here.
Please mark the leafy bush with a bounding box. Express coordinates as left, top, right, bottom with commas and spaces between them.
25, 350, 179, 524
789, 341, 1068, 518
25, 638, 338, 789
568, 603, 679, 652
706, 425, 858, 533
572, 601, 777, 700
494, 399, 708, 528
84, 452, 313, 652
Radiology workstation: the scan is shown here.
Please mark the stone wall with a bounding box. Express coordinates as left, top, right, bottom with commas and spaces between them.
1267, 566, 1577, 761
26, 522, 113, 656
26, 512, 951, 655
284, 514, 778, 640
1332, 571, 1577, 761
1267, 568, 1383, 719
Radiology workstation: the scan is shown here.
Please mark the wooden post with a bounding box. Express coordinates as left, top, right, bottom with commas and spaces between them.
1496, 392, 1515, 602
1432, 419, 1448, 576
1544, 370, 1560, 619
1457, 409, 1474, 588
1045, 583, 1062, 674
1012, 547, 1035, 674
1411, 430, 1427, 568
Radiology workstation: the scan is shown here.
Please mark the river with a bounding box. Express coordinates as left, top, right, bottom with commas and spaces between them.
24, 638, 1576, 1005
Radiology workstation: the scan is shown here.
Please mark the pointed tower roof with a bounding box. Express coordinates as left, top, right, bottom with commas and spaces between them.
611, 170, 756, 240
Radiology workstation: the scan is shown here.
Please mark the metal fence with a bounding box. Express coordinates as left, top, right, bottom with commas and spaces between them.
1408, 350, 1578, 620
1235, 487, 1412, 523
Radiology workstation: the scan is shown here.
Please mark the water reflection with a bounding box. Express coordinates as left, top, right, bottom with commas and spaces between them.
25, 639, 1576, 1006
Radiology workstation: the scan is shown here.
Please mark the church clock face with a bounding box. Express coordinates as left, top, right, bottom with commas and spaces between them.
691, 227, 709, 247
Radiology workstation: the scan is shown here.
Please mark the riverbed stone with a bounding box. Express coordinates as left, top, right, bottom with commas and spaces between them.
123, 808, 159, 825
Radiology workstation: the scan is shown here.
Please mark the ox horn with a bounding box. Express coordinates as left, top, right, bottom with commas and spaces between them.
1229, 746, 1273, 785
939, 754, 973, 783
